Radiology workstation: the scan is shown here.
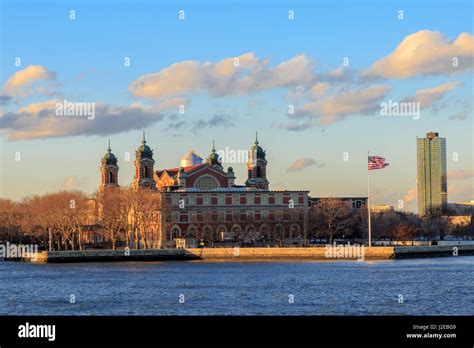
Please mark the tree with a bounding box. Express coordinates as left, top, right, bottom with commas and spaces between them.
124, 188, 170, 249
138, 190, 165, 249
310, 198, 354, 244
392, 221, 419, 245
272, 224, 286, 247
98, 188, 128, 250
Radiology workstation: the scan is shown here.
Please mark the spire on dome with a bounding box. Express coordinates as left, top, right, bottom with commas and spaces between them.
206, 140, 222, 168
251, 132, 266, 160
136, 130, 153, 158
102, 139, 117, 165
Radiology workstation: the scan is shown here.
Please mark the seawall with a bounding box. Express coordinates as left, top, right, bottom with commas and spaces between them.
8, 244, 474, 263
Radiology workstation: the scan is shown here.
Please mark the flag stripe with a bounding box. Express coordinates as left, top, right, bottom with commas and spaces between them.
368, 156, 389, 170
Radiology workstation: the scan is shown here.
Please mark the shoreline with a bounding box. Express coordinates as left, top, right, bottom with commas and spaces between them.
4, 245, 474, 263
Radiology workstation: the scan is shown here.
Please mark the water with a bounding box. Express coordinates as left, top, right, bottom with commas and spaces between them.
1, 257, 473, 315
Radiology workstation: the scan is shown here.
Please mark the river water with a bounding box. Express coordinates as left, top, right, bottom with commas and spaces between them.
1, 257, 472, 315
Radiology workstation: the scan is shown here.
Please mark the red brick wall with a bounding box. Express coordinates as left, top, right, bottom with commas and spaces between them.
186, 167, 229, 187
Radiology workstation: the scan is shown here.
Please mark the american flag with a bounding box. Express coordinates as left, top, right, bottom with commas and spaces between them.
368, 156, 389, 170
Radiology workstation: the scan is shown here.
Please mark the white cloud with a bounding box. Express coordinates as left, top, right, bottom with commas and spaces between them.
448, 169, 474, 180
129, 53, 315, 99
300, 85, 390, 125
363, 30, 474, 78
310, 82, 329, 97
449, 112, 469, 121
403, 81, 461, 108
3, 65, 57, 97
403, 187, 417, 203
62, 176, 90, 191
0, 99, 187, 140
287, 158, 324, 172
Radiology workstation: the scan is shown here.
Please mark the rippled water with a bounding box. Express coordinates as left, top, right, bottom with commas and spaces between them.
0, 257, 473, 315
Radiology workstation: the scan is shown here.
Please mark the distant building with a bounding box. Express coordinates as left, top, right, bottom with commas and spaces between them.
370, 205, 394, 213
309, 197, 367, 210
417, 132, 447, 216
448, 201, 474, 216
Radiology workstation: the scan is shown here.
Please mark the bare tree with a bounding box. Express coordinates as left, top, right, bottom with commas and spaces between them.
393, 223, 418, 245
98, 188, 128, 250
309, 198, 354, 244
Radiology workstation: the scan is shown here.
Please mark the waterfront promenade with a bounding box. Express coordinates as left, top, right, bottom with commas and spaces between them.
8, 245, 474, 263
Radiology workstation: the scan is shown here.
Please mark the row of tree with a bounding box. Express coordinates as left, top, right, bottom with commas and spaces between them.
0, 188, 168, 250
1, 193, 472, 249
308, 198, 472, 244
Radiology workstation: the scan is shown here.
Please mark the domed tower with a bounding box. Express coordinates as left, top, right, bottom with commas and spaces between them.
245, 132, 269, 189
99, 140, 119, 192
180, 150, 203, 168
132, 130, 157, 190
206, 140, 223, 171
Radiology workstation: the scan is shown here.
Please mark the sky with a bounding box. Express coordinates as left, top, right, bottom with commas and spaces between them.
0, 0, 473, 212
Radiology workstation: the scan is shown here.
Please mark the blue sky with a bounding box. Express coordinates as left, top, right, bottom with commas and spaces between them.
1, 0, 473, 212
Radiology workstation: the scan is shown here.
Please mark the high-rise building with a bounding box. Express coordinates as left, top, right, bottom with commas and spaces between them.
417, 132, 447, 216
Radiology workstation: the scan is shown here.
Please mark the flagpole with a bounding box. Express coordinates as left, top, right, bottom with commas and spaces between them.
367, 151, 372, 248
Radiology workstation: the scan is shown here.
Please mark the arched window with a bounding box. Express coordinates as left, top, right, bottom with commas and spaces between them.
171, 227, 181, 238
257, 166, 262, 178
144, 166, 149, 178
195, 176, 219, 189
108, 172, 114, 183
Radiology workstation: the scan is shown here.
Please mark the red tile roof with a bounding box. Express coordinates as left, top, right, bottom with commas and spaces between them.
157, 163, 206, 178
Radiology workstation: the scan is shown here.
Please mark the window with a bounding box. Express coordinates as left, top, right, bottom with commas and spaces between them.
257, 166, 261, 178
291, 211, 298, 221
171, 195, 179, 205
276, 211, 283, 222
232, 211, 240, 222
218, 195, 224, 205
172, 213, 179, 222
218, 212, 225, 222
246, 211, 254, 221
275, 194, 282, 205
195, 176, 219, 189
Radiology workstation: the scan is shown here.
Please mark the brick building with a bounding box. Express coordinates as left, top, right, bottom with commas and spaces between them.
99, 133, 309, 248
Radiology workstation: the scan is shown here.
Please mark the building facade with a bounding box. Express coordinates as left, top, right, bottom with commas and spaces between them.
99, 133, 309, 248
308, 197, 368, 210
370, 204, 395, 213
417, 132, 447, 216
448, 201, 474, 216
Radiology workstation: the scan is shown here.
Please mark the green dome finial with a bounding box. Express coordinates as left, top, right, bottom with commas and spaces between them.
207, 140, 221, 167
103, 139, 117, 165
251, 132, 266, 160
136, 130, 153, 158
